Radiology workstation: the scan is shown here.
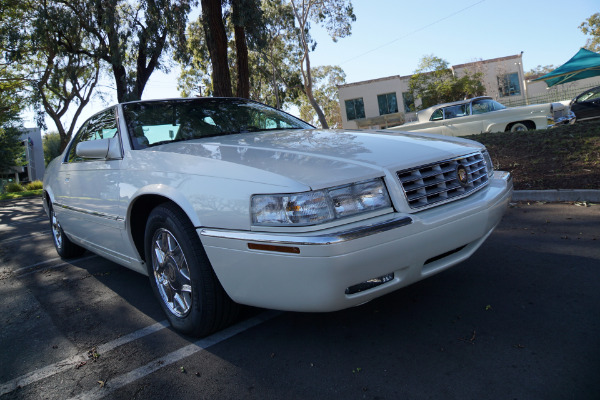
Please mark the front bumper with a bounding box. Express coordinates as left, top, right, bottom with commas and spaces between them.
549, 111, 577, 127
200, 171, 513, 312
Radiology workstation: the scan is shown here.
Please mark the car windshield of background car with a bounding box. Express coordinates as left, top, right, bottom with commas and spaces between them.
122, 99, 313, 149
472, 99, 506, 115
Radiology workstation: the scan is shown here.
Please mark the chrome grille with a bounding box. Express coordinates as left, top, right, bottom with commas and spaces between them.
397, 153, 489, 209
553, 108, 566, 119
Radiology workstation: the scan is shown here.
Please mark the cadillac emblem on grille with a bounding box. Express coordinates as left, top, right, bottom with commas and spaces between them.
456, 164, 469, 187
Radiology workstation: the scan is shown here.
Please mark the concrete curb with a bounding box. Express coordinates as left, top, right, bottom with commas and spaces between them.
513, 190, 600, 203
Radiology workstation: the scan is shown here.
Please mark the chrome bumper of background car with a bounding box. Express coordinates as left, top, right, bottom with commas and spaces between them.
549, 111, 577, 128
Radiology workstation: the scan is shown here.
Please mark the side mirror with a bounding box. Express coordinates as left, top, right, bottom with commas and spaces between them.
76, 137, 122, 160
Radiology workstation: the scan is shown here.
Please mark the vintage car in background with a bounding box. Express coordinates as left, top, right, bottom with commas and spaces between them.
43, 97, 512, 337
389, 96, 575, 136
570, 85, 600, 121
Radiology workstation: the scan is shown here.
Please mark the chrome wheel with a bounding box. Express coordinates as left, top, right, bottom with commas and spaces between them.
510, 122, 528, 132
51, 210, 63, 249
151, 228, 193, 318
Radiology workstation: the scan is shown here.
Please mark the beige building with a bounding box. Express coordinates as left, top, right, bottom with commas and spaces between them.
338, 53, 600, 129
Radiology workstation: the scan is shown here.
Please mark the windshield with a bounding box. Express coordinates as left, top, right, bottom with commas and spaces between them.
472, 99, 506, 114
122, 98, 314, 149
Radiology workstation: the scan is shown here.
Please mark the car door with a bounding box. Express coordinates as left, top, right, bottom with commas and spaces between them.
441, 104, 483, 136
55, 108, 128, 258
572, 87, 600, 120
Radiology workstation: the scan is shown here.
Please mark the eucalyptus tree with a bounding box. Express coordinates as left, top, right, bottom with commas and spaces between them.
1, 0, 98, 151
580, 13, 600, 52
289, 0, 355, 128
178, 0, 303, 109
31, 1, 102, 150
55, 0, 194, 102
296, 65, 345, 128
200, 0, 233, 97
230, 0, 265, 98
0, 91, 25, 172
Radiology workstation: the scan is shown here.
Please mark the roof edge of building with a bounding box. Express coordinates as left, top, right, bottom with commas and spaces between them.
338, 74, 411, 89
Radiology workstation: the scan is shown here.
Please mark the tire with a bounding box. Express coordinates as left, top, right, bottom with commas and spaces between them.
49, 204, 86, 259
144, 203, 239, 337
509, 122, 529, 132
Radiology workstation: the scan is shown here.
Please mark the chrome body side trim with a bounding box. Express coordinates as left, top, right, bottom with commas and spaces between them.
53, 202, 125, 222
199, 216, 413, 246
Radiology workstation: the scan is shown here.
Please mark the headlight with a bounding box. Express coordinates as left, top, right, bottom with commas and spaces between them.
482, 149, 494, 177
251, 178, 392, 226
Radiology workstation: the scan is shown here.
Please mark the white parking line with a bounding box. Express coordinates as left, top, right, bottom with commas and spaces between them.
0, 320, 170, 396
68, 310, 282, 400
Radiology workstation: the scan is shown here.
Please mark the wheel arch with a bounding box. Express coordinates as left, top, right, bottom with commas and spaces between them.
505, 120, 536, 131
127, 187, 201, 262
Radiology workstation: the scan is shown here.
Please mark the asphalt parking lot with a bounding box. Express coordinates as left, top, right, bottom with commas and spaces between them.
1, 197, 599, 400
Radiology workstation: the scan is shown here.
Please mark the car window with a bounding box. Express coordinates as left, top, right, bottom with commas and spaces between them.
578, 88, 600, 103
430, 109, 443, 121
123, 98, 313, 149
472, 99, 505, 115
67, 108, 119, 163
443, 104, 468, 119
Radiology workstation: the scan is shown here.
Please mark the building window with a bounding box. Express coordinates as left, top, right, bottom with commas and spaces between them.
377, 93, 398, 115
345, 98, 365, 120
497, 72, 521, 97
402, 92, 415, 113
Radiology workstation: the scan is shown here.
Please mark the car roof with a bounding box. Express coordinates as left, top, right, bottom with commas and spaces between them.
416, 96, 494, 122
119, 97, 249, 106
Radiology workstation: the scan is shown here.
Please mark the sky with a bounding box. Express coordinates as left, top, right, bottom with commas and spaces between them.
24, 0, 598, 129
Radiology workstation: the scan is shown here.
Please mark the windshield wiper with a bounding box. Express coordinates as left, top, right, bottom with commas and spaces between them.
145, 137, 188, 148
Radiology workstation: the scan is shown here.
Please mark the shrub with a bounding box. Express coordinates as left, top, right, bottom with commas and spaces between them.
5, 182, 25, 192
25, 180, 43, 190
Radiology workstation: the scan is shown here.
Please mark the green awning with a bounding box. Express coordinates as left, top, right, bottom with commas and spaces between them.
533, 48, 600, 87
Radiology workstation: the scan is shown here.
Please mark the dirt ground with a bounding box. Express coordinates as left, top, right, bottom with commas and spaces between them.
470, 119, 600, 190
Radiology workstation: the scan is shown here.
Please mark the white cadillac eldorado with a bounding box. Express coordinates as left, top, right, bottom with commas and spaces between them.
389, 96, 576, 136
43, 98, 513, 337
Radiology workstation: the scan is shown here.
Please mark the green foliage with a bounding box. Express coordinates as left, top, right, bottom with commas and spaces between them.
1, 0, 102, 151
290, 0, 355, 128
296, 65, 346, 127
25, 180, 43, 190
0, 79, 26, 172
0, 127, 25, 172
408, 55, 485, 110
5, 182, 25, 193
43, 132, 62, 165
525, 65, 556, 80
178, 0, 304, 109
580, 13, 600, 52
0, 1, 30, 162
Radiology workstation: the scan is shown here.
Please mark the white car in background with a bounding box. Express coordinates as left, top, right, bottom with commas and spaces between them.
389, 96, 576, 136
43, 97, 513, 337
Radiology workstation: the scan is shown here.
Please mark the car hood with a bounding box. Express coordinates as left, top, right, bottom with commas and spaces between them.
142, 129, 483, 189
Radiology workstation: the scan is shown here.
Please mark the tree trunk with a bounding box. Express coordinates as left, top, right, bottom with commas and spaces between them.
234, 25, 250, 98
112, 64, 129, 103
270, 48, 281, 109
302, 47, 329, 128
291, 1, 329, 128
201, 0, 232, 97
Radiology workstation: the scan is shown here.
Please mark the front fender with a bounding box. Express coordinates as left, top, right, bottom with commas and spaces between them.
128, 184, 201, 227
